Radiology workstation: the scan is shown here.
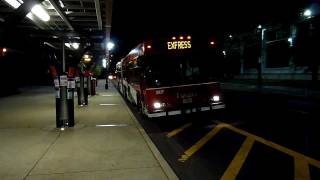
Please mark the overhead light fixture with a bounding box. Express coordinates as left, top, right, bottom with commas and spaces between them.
31, 4, 50, 22
26, 12, 33, 20
64, 43, 71, 48
4, 0, 21, 9
4, 0, 50, 23
84, 58, 91, 62
72, 43, 79, 49
65, 11, 73, 15
58, 0, 64, 8
222, 50, 226, 56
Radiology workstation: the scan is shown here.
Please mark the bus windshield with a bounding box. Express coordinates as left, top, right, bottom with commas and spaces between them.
143, 52, 223, 87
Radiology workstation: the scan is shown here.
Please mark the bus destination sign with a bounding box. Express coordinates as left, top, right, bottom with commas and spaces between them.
167, 41, 191, 50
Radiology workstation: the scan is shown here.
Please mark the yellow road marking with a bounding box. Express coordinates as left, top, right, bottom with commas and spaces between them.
179, 124, 224, 162
295, 157, 310, 180
213, 120, 320, 169
221, 136, 255, 180
167, 123, 192, 138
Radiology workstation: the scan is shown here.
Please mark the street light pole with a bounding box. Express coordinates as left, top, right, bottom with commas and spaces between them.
257, 26, 267, 87
302, 9, 318, 87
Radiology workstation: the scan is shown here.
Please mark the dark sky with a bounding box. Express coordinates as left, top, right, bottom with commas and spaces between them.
111, 0, 311, 59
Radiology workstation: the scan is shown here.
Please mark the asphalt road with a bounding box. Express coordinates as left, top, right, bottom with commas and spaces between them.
125, 89, 320, 180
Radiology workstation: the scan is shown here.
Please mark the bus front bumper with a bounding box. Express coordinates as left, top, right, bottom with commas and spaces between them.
146, 104, 225, 118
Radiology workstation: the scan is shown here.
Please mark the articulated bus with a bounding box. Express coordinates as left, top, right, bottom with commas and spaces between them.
114, 35, 225, 118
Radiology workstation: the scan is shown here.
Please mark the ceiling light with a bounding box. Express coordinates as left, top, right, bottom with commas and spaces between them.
72, 43, 79, 49
64, 43, 71, 48
26, 12, 33, 20
58, 0, 64, 8
4, 0, 21, 9
31, 4, 50, 22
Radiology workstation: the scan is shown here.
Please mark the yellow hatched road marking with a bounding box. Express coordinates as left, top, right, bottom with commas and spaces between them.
167, 122, 192, 138
221, 136, 255, 180
213, 120, 320, 169
295, 157, 310, 180
178, 124, 224, 162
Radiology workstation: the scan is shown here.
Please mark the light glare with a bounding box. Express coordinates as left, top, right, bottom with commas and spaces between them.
107, 42, 114, 50
288, 37, 293, 47
304, 9, 312, 17
102, 59, 107, 68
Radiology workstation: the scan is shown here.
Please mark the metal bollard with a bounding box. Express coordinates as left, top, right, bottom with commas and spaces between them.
84, 76, 89, 105
54, 77, 63, 128
91, 78, 96, 95
59, 75, 69, 128
67, 78, 75, 127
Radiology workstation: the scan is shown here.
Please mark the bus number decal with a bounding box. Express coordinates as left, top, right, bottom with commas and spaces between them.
156, 90, 165, 95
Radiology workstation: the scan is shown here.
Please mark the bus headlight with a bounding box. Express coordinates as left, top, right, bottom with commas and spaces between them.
153, 102, 165, 109
212, 95, 220, 102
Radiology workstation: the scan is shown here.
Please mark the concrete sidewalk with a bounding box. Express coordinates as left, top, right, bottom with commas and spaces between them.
0, 80, 178, 180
